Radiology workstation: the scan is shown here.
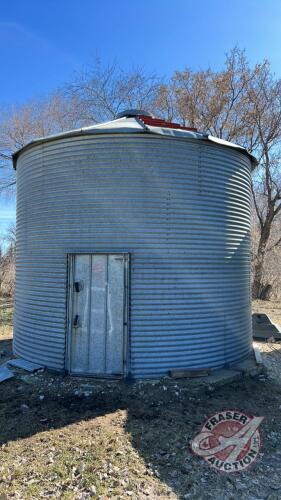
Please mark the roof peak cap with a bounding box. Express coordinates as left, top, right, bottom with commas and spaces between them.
116, 109, 154, 119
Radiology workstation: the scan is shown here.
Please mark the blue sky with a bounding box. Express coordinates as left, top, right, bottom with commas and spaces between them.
1, 0, 281, 235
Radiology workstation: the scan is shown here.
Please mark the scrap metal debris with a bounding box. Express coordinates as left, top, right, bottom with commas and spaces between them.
7, 358, 44, 372
252, 313, 281, 341
0, 365, 14, 382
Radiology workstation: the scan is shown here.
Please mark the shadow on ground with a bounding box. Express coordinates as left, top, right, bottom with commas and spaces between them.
0, 357, 281, 498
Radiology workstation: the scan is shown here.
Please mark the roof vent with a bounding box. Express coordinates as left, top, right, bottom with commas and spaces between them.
116, 109, 154, 119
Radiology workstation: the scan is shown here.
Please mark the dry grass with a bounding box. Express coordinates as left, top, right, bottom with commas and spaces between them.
0, 409, 171, 499
2, 371, 281, 499
0, 303, 13, 339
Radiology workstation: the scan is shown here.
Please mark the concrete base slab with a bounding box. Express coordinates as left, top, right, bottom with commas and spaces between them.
191, 351, 265, 389
229, 355, 264, 376
203, 368, 242, 388
7, 358, 44, 372
253, 347, 263, 365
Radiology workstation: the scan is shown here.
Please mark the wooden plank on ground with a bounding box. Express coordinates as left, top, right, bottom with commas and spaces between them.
169, 368, 212, 379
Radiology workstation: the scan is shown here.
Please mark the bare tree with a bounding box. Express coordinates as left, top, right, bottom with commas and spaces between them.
0, 223, 16, 297
0, 92, 83, 189
1, 51, 281, 299
246, 62, 281, 298
155, 49, 281, 299
154, 48, 257, 143
64, 60, 162, 123
0, 63, 161, 189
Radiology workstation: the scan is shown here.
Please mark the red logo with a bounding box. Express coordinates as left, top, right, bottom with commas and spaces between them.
191, 410, 264, 472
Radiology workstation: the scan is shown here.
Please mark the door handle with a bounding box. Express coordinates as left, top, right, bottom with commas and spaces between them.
74, 281, 83, 292
73, 315, 81, 328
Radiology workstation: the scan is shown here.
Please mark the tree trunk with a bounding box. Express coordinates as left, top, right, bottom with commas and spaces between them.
260, 284, 272, 300
252, 223, 271, 299
252, 257, 265, 299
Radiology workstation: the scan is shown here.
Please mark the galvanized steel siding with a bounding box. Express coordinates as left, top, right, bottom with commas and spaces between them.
14, 134, 252, 377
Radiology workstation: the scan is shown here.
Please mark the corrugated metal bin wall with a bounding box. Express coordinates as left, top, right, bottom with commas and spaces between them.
14, 133, 252, 378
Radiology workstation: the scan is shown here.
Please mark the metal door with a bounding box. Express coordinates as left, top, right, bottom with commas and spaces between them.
67, 253, 129, 376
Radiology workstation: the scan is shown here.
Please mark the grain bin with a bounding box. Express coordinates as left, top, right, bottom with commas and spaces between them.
12, 110, 257, 379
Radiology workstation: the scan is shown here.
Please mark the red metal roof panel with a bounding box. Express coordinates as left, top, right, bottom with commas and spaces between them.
137, 115, 197, 132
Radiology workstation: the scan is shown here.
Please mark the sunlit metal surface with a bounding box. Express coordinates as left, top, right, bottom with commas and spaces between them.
14, 131, 253, 378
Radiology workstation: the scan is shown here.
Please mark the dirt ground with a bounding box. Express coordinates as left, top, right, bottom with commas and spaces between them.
0, 302, 281, 499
